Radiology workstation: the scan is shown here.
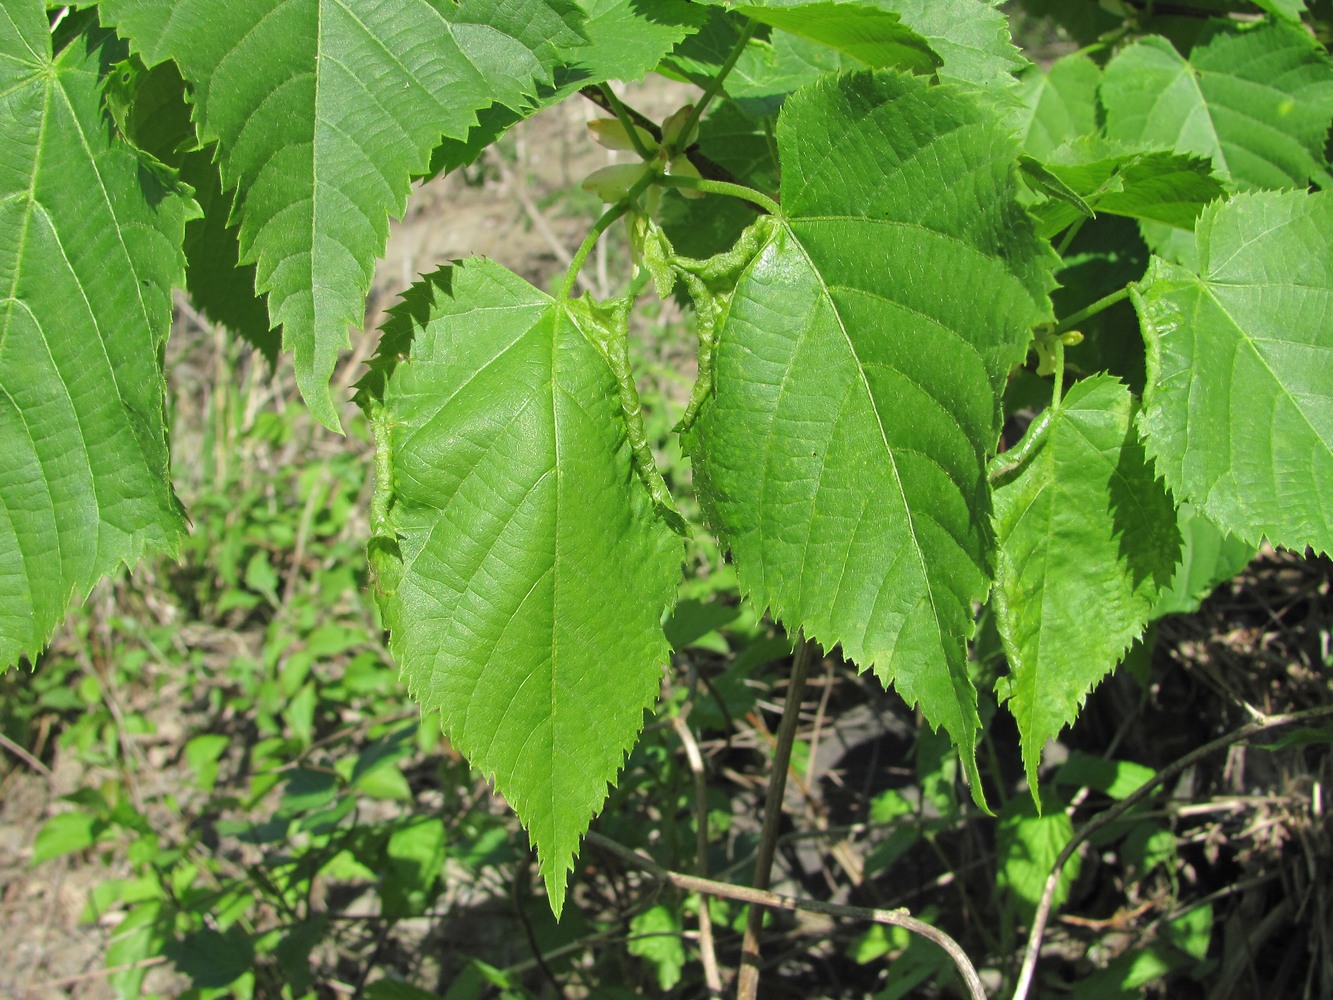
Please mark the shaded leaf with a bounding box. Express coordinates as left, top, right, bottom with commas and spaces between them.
993, 377, 1180, 791
1133, 190, 1333, 555
358, 261, 681, 913
98, 0, 586, 430
686, 71, 1055, 802
1101, 21, 1333, 192
1151, 503, 1256, 618
0, 5, 190, 669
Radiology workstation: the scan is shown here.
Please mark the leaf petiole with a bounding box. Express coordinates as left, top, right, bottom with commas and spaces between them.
1054, 285, 1130, 335
559, 169, 659, 299
659, 174, 780, 215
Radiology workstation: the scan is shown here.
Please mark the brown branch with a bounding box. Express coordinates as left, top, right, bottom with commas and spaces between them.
737, 632, 816, 999
1011, 703, 1333, 1000
585, 831, 986, 1000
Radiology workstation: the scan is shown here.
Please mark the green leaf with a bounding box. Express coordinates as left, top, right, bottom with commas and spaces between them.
0, 5, 190, 670
995, 793, 1079, 925
1101, 22, 1333, 192
862, 0, 1029, 94
358, 261, 681, 914
32, 810, 105, 865
1012, 52, 1101, 160
1151, 503, 1256, 618
628, 905, 686, 991
97, 0, 585, 430
686, 71, 1055, 804
1133, 190, 1333, 555
1253, 0, 1307, 21
993, 377, 1180, 793
431, 0, 708, 174
1030, 144, 1226, 238
707, 1, 942, 75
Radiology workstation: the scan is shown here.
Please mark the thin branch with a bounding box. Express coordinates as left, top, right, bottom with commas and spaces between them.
585, 832, 986, 1000
1011, 703, 1333, 1000
672, 712, 724, 995
0, 731, 57, 786
737, 633, 816, 1000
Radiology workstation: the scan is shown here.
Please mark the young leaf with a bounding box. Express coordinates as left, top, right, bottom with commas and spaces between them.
686, 71, 1056, 803
993, 377, 1181, 793
1101, 21, 1333, 192
0, 5, 191, 670
96, 0, 585, 431
1028, 144, 1226, 239
1133, 190, 1333, 556
358, 261, 681, 915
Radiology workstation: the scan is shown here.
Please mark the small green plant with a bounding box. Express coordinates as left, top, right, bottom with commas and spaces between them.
4, 0, 1333, 995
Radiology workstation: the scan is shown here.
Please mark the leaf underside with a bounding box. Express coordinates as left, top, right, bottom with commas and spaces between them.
686, 70, 1056, 803
0, 3, 190, 669
360, 261, 681, 914
1134, 190, 1333, 555
993, 376, 1180, 794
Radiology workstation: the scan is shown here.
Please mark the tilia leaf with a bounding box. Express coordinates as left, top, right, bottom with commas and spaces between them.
993, 377, 1181, 795
97, 0, 585, 430
685, 71, 1056, 804
0, 4, 191, 669
1101, 21, 1333, 192
1133, 190, 1333, 556
358, 261, 681, 915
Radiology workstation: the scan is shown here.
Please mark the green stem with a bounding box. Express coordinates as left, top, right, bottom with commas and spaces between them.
660, 175, 780, 215
1054, 285, 1130, 335
1054, 215, 1087, 258
1050, 336, 1066, 408
672, 20, 759, 156
987, 405, 1055, 483
599, 83, 656, 161
558, 171, 658, 300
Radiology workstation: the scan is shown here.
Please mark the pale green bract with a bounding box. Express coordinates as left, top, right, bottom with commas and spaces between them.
993, 376, 1181, 794
1133, 190, 1333, 556
685, 70, 1056, 806
0, 3, 192, 669
96, 0, 587, 431
358, 260, 681, 915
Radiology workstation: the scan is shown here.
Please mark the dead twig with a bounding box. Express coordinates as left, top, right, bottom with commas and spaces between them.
585, 831, 987, 1000
1012, 703, 1333, 1000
